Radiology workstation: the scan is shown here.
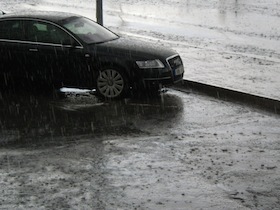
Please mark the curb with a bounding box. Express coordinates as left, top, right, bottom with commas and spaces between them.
174, 80, 280, 115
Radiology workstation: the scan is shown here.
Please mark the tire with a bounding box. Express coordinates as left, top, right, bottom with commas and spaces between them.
96, 68, 128, 99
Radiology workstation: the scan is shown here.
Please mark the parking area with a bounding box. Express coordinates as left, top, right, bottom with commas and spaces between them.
0, 88, 279, 209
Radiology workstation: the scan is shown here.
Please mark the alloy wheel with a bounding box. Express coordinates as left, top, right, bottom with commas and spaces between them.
97, 69, 125, 99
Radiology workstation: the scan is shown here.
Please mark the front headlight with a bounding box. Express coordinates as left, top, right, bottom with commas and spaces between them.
136, 59, 165, 69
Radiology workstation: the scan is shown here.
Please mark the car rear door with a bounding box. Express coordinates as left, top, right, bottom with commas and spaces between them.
0, 19, 27, 85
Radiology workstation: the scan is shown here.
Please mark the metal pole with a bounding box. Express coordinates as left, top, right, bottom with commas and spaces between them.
96, 0, 103, 25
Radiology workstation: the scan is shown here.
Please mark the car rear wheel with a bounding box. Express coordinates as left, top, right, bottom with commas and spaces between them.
97, 68, 128, 99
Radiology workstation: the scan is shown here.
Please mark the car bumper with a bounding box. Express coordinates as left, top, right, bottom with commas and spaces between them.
142, 55, 184, 86
143, 73, 184, 87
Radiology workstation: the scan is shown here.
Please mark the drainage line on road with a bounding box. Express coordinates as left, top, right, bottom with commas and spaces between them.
174, 80, 280, 115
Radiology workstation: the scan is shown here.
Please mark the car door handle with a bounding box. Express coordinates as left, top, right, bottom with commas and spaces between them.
29, 48, 38, 52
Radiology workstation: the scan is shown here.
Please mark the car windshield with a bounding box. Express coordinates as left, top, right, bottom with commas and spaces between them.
62, 17, 118, 44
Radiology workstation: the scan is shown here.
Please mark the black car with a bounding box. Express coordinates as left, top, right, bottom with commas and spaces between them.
0, 11, 184, 98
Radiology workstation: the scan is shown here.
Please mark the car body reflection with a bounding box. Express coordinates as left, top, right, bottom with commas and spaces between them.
0, 87, 183, 147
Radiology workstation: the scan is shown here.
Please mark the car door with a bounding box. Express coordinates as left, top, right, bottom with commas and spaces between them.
0, 19, 27, 85
23, 19, 92, 88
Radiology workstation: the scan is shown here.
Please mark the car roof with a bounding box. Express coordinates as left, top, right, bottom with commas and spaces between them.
0, 11, 81, 23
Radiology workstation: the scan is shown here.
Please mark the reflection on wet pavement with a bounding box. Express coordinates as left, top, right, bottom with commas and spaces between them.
0, 87, 183, 147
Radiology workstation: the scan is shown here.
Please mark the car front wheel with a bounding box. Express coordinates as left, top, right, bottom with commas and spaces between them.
96, 68, 128, 99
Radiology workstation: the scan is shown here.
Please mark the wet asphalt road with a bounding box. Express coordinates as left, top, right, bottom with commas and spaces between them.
0, 86, 280, 209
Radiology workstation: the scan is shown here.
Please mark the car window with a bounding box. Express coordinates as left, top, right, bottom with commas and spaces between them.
25, 20, 74, 45
62, 17, 118, 44
0, 20, 24, 40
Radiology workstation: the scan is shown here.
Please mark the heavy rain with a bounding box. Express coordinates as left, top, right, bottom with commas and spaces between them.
0, 0, 280, 209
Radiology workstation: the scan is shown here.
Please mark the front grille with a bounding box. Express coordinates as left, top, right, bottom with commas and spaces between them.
167, 55, 183, 70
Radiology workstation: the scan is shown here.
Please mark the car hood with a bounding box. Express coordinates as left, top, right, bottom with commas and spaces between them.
93, 37, 177, 60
